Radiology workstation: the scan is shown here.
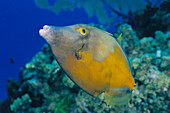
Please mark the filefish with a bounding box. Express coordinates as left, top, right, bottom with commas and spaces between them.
39, 24, 136, 105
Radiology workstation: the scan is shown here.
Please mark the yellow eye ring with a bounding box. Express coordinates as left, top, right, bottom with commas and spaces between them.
79, 28, 87, 36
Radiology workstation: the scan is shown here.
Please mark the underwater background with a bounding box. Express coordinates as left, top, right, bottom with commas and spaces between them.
0, 0, 169, 112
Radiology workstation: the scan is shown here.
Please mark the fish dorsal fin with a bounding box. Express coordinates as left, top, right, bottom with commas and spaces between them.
104, 31, 122, 43
117, 33, 122, 43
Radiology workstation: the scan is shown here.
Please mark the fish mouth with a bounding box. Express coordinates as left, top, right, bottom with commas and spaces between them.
39, 25, 51, 38
39, 25, 56, 44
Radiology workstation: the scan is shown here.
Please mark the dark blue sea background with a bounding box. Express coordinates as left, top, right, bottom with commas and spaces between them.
0, 0, 103, 101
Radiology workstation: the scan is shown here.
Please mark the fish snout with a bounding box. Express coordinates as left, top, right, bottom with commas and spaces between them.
39, 25, 58, 44
39, 25, 53, 38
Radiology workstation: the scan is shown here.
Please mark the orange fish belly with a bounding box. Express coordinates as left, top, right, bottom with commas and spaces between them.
62, 45, 135, 97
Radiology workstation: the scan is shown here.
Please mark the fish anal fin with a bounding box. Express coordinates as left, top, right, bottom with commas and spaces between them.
104, 87, 132, 106
104, 93, 112, 106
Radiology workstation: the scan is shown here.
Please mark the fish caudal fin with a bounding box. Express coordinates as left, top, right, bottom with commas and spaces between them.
104, 87, 132, 106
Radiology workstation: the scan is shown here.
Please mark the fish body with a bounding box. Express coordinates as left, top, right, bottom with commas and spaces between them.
39, 24, 135, 105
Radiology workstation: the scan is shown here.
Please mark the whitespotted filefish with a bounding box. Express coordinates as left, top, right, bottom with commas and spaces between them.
39, 24, 136, 105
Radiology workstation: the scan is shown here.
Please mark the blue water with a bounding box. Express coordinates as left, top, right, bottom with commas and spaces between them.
0, 0, 101, 101
0, 0, 163, 102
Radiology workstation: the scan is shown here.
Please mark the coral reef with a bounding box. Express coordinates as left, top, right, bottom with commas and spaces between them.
133, 0, 170, 38
0, 45, 78, 112
0, 23, 169, 112
10, 94, 32, 112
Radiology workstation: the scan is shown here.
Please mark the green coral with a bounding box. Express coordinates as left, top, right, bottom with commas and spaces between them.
160, 56, 170, 72
10, 94, 32, 112
55, 98, 73, 113
62, 75, 75, 88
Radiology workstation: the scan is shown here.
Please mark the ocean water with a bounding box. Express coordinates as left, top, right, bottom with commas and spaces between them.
0, 0, 100, 101
0, 0, 169, 112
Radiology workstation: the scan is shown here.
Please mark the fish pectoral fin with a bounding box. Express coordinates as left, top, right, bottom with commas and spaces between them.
75, 50, 82, 60
75, 49, 92, 62
104, 87, 132, 106
75, 44, 85, 60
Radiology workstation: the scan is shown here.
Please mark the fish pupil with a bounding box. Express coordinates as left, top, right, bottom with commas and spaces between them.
82, 29, 86, 33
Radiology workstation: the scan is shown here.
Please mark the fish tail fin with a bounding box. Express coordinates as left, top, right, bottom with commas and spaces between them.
104, 87, 132, 106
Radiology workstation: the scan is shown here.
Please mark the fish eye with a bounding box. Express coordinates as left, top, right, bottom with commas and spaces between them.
79, 28, 87, 36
